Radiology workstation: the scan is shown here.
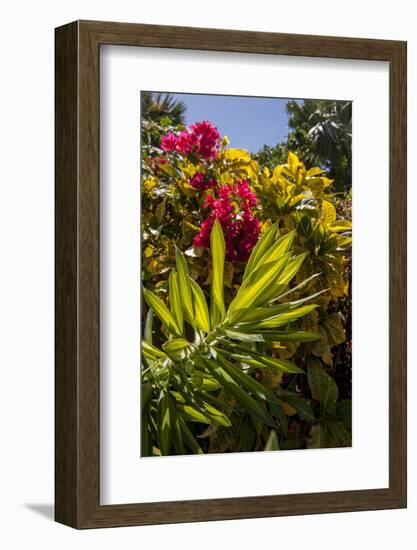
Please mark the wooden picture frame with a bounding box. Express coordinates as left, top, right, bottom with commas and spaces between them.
55, 20, 407, 528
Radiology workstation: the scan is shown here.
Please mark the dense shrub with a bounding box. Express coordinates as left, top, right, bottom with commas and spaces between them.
141, 117, 352, 455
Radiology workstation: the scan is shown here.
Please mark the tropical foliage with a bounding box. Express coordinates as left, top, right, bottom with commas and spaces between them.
255, 99, 352, 193
141, 98, 352, 456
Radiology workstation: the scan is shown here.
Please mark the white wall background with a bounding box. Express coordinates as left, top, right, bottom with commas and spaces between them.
0, 0, 414, 547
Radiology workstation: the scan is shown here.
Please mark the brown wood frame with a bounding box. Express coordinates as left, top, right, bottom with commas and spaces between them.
55, 20, 407, 529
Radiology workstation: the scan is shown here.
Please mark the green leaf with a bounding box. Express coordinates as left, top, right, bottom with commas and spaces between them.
238, 417, 257, 452
323, 313, 346, 346
281, 394, 315, 421
268, 253, 309, 299
159, 163, 178, 178
228, 254, 291, 322
253, 230, 296, 274
141, 382, 153, 414
307, 423, 327, 448
157, 389, 171, 456
268, 400, 288, 435
230, 353, 272, 370
141, 411, 153, 457
219, 328, 266, 342
175, 386, 231, 427
169, 399, 185, 455
249, 330, 321, 343
264, 430, 280, 451
202, 402, 232, 427
143, 287, 180, 336
229, 344, 305, 374
230, 251, 309, 322
269, 272, 322, 303
178, 415, 204, 454
306, 166, 325, 178
175, 246, 194, 323
169, 270, 184, 334
255, 355, 305, 374
232, 304, 292, 325
328, 219, 352, 232
177, 403, 211, 424
327, 420, 352, 447
143, 308, 154, 344
191, 375, 221, 391
249, 304, 318, 330
307, 358, 339, 414
246, 252, 307, 310
189, 278, 211, 333
162, 338, 191, 356
142, 340, 168, 360
336, 400, 352, 431
202, 356, 275, 427
210, 218, 226, 326
195, 389, 230, 411
215, 351, 272, 400
235, 289, 326, 326
243, 223, 277, 281
321, 200, 337, 225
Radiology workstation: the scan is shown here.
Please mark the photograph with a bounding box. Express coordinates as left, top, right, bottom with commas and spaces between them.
140, 91, 352, 456
0, 0, 410, 542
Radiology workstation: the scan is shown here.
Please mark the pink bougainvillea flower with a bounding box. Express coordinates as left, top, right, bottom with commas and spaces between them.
176, 130, 197, 155
160, 132, 178, 152
189, 121, 221, 160
189, 172, 217, 191
236, 179, 258, 208
159, 120, 259, 261
160, 121, 221, 159
193, 182, 260, 262
238, 210, 261, 261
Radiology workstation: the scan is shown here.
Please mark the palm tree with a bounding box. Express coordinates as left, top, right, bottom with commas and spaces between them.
286, 100, 352, 192
141, 92, 187, 125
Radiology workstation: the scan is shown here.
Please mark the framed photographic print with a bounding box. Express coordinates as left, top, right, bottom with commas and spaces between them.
55, 20, 407, 528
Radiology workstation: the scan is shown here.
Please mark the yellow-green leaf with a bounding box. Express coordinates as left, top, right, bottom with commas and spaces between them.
177, 403, 211, 424
162, 338, 191, 354
142, 340, 168, 363
321, 200, 337, 225
243, 223, 277, 281
287, 151, 302, 178
252, 231, 296, 277
306, 166, 325, 178
328, 220, 352, 232
189, 278, 211, 333
223, 148, 251, 162
280, 253, 309, 285
175, 246, 194, 323
230, 345, 304, 374
264, 430, 280, 451
157, 390, 171, 456
251, 304, 318, 329
143, 308, 154, 344
210, 219, 226, 326
228, 254, 291, 322
203, 403, 232, 427
143, 287, 180, 335
169, 270, 183, 334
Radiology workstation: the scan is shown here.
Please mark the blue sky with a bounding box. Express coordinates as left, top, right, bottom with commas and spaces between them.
156, 92, 292, 153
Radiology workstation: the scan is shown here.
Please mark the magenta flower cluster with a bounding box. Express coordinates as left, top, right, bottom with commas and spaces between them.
189, 171, 217, 191
159, 120, 261, 262
193, 180, 261, 263
160, 120, 221, 160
